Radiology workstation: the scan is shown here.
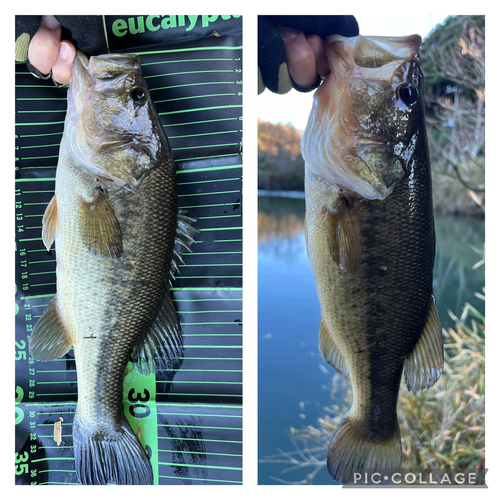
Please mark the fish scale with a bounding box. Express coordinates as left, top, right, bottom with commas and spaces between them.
302, 34, 443, 484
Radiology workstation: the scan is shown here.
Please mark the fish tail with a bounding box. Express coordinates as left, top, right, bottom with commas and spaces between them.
72, 414, 153, 485
327, 413, 401, 484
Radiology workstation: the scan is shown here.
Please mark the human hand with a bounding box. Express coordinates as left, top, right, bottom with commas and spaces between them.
27, 15, 76, 86
258, 15, 359, 94
277, 27, 330, 87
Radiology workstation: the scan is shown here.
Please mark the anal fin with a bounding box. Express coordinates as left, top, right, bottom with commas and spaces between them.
29, 296, 73, 361
319, 316, 349, 379
404, 295, 444, 391
325, 198, 360, 273
79, 188, 122, 259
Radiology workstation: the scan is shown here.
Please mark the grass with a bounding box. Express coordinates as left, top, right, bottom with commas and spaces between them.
260, 292, 485, 484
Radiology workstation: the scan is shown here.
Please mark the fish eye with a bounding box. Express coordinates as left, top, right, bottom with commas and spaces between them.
398, 84, 419, 106
131, 87, 147, 103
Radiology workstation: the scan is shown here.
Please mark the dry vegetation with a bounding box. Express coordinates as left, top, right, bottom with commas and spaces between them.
424, 19, 485, 215
399, 297, 485, 470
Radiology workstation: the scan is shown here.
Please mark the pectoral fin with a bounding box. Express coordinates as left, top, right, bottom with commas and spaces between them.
29, 296, 73, 361
404, 296, 444, 391
319, 317, 349, 379
42, 195, 58, 251
79, 188, 122, 259
325, 199, 360, 273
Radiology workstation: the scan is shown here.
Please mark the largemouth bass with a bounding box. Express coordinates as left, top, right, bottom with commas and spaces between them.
302, 34, 444, 484
29, 51, 196, 485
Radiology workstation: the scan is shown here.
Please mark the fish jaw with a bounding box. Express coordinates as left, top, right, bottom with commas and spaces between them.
65, 51, 165, 193
302, 34, 424, 200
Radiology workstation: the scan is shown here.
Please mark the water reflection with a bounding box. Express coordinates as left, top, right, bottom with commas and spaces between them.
258, 196, 305, 239
258, 196, 307, 262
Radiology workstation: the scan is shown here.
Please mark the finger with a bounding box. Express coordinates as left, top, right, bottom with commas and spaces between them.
51, 41, 76, 85
27, 15, 62, 76
306, 34, 330, 78
278, 26, 317, 87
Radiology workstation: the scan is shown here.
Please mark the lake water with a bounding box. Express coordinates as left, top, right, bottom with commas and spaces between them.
257, 194, 485, 485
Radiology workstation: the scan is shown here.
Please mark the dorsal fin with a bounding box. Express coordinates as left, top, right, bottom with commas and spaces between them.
130, 291, 183, 376
169, 210, 197, 283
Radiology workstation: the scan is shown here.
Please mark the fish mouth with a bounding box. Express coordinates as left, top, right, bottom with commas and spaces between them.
72, 51, 91, 87
76, 50, 89, 68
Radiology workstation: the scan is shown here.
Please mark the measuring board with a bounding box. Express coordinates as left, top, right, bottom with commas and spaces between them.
15, 16, 242, 485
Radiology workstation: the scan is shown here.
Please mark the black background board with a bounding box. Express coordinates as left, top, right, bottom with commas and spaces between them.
15, 15, 242, 485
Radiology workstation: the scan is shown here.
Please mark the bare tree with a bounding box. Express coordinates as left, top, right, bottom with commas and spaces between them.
424, 20, 485, 200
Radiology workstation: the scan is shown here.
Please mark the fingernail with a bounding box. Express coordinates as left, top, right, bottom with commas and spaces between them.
59, 42, 72, 60
42, 15, 60, 29
278, 26, 300, 41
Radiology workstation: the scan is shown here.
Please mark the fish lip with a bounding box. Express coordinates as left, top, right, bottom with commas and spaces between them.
76, 50, 89, 69
71, 51, 91, 84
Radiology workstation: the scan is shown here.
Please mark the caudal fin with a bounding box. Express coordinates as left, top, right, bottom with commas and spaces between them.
73, 415, 153, 485
327, 413, 401, 484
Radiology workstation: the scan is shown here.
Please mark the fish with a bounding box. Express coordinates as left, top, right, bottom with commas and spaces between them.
29, 51, 196, 485
301, 34, 444, 484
